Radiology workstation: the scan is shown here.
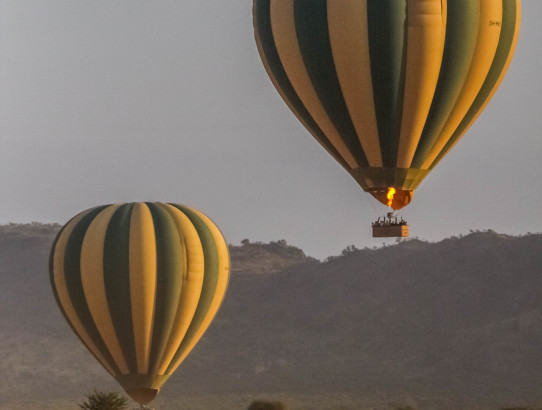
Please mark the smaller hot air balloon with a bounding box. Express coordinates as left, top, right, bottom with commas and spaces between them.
50, 202, 230, 407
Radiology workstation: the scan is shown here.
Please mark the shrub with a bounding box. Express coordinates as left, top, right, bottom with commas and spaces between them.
247, 399, 286, 410
79, 390, 128, 410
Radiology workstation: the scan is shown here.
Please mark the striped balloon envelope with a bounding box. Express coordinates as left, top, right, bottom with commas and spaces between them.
49, 203, 230, 406
253, 0, 521, 210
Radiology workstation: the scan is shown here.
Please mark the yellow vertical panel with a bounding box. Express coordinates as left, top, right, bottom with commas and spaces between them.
80, 204, 130, 375
52, 210, 117, 376
155, 204, 205, 375
397, 0, 445, 168
129, 203, 157, 374
328, 0, 383, 168
270, 0, 359, 169
420, 0, 503, 169
166, 207, 230, 375
427, 0, 521, 170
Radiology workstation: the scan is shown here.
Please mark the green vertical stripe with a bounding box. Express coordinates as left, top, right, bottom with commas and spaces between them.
367, 0, 407, 168
102, 203, 137, 374
429, 0, 520, 170
412, 0, 479, 167
146, 203, 184, 374
49, 211, 84, 324
164, 204, 220, 374
49, 209, 108, 370
61, 205, 121, 375
294, 0, 369, 168
253, 0, 350, 170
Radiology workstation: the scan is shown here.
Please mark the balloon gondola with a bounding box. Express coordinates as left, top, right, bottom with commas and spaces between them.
49, 202, 230, 407
372, 212, 409, 238
253, 0, 521, 233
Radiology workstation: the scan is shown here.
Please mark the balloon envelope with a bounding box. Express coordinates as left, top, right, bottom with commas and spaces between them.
253, 0, 521, 210
49, 202, 230, 405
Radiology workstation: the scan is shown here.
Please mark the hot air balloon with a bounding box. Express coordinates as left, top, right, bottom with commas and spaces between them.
49, 202, 230, 407
253, 0, 521, 235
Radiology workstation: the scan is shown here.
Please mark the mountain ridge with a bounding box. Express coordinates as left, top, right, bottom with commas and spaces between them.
1, 223, 542, 409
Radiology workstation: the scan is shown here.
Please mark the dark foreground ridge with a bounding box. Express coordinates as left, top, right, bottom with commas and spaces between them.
1, 223, 542, 409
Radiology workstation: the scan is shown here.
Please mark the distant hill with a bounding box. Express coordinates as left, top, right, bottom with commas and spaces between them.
1, 223, 542, 410
229, 239, 318, 274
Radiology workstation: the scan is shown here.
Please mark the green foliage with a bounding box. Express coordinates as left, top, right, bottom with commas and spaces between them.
79, 390, 128, 410
247, 399, 286, 410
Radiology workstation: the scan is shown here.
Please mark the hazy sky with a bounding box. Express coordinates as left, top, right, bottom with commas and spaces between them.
1, 1, 541, 259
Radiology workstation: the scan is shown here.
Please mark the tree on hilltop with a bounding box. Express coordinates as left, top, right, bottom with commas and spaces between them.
79, 390, 128, 410
247, 399, 286, 410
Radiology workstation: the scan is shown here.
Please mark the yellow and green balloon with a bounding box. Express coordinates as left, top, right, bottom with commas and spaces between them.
253, 0, 521, 210
49, 202, 229, 405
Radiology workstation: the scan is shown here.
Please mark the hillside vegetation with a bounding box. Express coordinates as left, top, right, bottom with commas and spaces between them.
1, 224, 542, 409
229, 239, 318, 274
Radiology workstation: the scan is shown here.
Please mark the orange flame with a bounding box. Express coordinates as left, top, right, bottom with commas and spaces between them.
387, 187, 396, 207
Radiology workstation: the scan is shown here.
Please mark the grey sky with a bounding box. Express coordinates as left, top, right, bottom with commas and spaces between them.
1, 1, 541, 259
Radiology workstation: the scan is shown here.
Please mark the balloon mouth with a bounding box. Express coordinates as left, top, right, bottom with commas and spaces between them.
127, 388, 159, 406
368, 188, 413, 211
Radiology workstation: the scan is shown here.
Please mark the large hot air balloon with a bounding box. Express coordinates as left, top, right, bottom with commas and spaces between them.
49, 202, 229, 406
253, 0, 521, 212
